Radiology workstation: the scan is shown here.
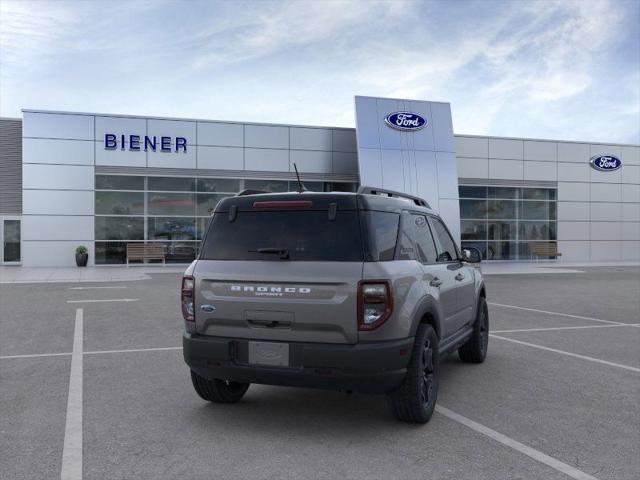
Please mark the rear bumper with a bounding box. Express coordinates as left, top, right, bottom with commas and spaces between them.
183, 332, 413, 394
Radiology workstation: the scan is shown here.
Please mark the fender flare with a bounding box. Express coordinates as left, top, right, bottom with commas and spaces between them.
409, 295, 444, 340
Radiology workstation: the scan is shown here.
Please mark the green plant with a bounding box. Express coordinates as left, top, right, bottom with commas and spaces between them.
75, 245, 88, 255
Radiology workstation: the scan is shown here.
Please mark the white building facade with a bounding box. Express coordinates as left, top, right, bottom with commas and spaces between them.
0, 96, 638, 267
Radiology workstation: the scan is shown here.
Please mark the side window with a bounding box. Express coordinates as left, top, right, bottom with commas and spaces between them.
397, 213, 417, 261
363, 211, 399, 261
411, 214, 438, 263
430, 217, 458, 262
397, 231, 416, 260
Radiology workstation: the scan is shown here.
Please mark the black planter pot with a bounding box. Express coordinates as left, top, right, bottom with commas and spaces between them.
75, 253, 88, 267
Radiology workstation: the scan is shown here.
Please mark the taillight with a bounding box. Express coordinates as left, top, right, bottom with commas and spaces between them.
181, 276, 195, 322
358, 280, 393, 331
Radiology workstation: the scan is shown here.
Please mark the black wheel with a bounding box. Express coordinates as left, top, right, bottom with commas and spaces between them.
458, 296, 489, 363
386, 324, 439, 424
190, 370, 250, 403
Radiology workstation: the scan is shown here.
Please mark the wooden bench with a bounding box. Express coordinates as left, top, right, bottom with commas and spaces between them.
530, 242, 562, 260
126, 244, 166, 266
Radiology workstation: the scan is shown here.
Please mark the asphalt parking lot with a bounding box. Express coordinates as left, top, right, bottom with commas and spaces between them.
1, 266, 639, 480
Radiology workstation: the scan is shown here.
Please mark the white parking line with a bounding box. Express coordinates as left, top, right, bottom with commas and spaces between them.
435, 405, 598, 480
66, 298, 139, 304
1, 346, 183, 360
60, 308, 83, 480
0, 351, 72, 360
492, 323, 640, 334
68, 286, 127, 290
83, 346, 182, 355
488, 302, 625, 326
490, 334, 640, 373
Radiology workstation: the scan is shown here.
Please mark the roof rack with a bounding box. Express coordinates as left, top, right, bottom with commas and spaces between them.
236, 189, 270, 196
357, 186, 430, 208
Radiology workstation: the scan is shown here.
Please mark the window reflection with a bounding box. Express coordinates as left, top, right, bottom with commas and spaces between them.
459, 186, 557, 260
94, 175, 359, 264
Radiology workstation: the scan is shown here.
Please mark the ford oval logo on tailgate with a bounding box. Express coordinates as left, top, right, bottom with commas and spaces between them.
384, 112, 427, 131
590, 155, 622, 171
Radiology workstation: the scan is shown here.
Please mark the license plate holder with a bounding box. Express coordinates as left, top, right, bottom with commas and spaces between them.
248, 341, 290, 367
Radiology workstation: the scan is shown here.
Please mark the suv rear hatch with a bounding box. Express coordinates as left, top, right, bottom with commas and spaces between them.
194, 194, 363, 344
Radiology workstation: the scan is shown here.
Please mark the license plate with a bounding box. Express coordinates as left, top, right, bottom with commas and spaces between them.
248, 341, 289, 367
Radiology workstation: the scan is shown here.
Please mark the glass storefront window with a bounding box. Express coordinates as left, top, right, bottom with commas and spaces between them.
522, 188, 555, 200
461, 220, 486, 240
460, 200, 487, 219
488, 199, 516, 219
147, 217, 196, 241
519, 221, 556, 240
147, 176, 195, 192
487, 241, 517, 260
95, 175, 144, 190
95, 191, 144, 215
521, 201, 555, 220
196, 178, 240, 193
459, 186, 487, 198
147, 192, 195, 216
487, 187, 516, 199
487, 221, 516, 240
245, 179, 288, 192
94, 175, 360, 264
95, 241, 130, 264
95, 216, 144, 240
459, 185, 557, 260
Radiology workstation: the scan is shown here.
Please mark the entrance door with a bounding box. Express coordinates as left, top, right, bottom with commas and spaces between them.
1, 217, 21, 264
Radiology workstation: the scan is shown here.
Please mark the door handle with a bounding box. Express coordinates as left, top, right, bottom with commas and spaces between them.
429, 277, 443, 287
455, 273, 465, 281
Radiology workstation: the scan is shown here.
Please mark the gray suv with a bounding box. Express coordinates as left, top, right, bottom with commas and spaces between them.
182, 187, 488, 423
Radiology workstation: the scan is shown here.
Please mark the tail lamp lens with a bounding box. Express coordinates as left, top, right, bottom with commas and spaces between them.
181, 276, 195, 322
358, 281, 393, 331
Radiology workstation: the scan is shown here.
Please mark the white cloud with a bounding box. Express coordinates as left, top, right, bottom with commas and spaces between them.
0, 0, 637, 143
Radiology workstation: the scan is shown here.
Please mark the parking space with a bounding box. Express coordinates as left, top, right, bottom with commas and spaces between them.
1, 267, 639, 479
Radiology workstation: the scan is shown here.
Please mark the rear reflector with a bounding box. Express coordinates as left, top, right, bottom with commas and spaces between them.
253, 200, 312, 209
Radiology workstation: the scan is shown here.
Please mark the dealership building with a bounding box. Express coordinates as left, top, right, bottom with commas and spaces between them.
0, 95, 638, 267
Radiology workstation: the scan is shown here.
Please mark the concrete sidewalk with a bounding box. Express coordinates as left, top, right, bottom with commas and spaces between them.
0, 265, 187, 284
481, 260, 640, 275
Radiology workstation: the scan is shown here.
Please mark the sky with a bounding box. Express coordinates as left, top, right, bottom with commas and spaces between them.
1, 0, 639, 143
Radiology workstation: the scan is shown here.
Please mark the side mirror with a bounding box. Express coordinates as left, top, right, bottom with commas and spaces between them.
462, 247, 482, 263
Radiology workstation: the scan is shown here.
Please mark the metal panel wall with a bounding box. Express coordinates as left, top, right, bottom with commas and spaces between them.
354, 96, 461, 243
0, 118, 22, 214
456, 134, 640, 261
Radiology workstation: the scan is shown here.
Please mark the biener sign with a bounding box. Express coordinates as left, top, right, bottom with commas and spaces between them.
104, 134, 188, 152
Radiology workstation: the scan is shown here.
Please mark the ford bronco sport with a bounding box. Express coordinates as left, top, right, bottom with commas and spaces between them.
182, 187, 488, 423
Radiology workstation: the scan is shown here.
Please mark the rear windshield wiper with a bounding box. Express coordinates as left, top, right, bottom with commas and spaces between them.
248, 247, 290, 259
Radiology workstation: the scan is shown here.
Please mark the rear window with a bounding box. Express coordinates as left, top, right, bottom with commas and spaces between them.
200, 210, 364, 261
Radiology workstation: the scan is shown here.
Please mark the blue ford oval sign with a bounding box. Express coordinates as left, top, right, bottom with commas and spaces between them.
384, 112, 427, 131
590, 155, 622, 172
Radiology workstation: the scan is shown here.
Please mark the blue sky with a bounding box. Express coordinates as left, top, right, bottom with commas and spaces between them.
1, 0, 638, 143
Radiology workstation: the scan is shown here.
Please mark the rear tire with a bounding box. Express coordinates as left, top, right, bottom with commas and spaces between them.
190, 370, 250, 403
458, 297, 489, 363
386, 324, 439, 424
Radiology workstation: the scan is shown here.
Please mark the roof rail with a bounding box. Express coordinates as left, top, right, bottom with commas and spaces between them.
357, 186, 430, 208
236, 189, 270, 196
